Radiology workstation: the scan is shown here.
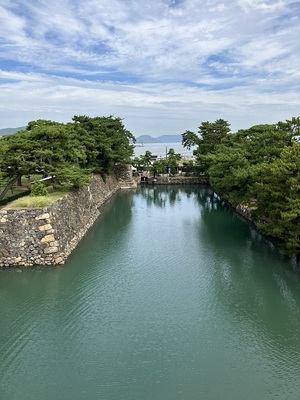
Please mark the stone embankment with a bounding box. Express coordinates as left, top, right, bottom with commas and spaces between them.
0, 166, 136, 268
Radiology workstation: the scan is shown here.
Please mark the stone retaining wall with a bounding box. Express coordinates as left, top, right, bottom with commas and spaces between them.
114, 164, 138, 188
0, 171, 135, 268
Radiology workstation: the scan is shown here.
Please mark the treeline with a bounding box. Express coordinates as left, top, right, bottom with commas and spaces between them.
0, 115, 135, 199
182, 117, 300, 255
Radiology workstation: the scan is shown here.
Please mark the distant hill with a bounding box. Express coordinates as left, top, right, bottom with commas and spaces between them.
136, 134, 181, 143
0, 126, 25, 136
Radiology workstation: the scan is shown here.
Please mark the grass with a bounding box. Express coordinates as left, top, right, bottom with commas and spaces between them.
8, 191, 69, 208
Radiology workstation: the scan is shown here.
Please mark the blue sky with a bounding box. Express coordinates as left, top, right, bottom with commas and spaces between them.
0, 0, 299, 136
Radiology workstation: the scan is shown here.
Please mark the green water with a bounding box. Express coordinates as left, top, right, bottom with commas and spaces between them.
1, 186, 300, 400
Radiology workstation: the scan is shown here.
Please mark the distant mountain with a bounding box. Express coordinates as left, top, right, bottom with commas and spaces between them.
136, 134, 182, 143
0, 126, 25, 136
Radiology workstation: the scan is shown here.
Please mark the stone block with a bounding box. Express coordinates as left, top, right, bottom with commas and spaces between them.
40, 234, 55, 243
35, 213, 50, 220
44, 246, 58, 254
39, 224, 52, 231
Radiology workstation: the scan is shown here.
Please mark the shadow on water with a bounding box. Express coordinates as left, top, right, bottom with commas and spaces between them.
198, 189, 299, 269
196, 189, 300, 363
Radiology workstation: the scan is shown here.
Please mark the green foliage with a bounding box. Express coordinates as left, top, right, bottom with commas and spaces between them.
152, 159, 168, 174
207, 122, 296, 204
0, 115, 135, 200
72, 115, 135, 173
30, 180, 48, 197
132, 150, 155, 175
147, 149, 182, 176
131, 157, 143, 169
167, 148, 181, 175
139, 150, 153, 167
181, 161, 203, 176
250, 142, 300, 254
54, 167, 92, 189
181, 130, 200, 150
183, 116, 300, 255
182, 119, 231, 172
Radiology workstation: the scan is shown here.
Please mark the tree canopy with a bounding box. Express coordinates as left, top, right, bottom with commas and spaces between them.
0, 115, 135, 199
182, 119, 231, 172
182, 117, 300, 255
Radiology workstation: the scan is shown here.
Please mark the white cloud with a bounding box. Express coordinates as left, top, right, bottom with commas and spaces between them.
0, 0, 299, 134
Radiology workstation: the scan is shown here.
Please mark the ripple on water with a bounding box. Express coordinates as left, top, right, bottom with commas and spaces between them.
1, 187, 300, 400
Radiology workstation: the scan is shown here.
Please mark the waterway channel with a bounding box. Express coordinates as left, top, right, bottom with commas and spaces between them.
1, 185, 300, 400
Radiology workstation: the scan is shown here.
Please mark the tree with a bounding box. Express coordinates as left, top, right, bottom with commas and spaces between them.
0, 130, 37, 199
0, 115, 135, 199
250, 142, 300, 254
180, 115, 300, 254
276, 116, 300, 137
198, 119, 231, 152
167, 148, 181, 175
206, 123, 296, 204
181, 130, 200, 150
139, 150, 153, 168
182, 119, 231, 172
151, 159, 168, 175
72, 115, 135, 173
25, 120, 91, 188
205, 141, 251, 204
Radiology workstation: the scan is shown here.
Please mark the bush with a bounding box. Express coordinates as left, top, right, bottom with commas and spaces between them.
30, 180, 48, 197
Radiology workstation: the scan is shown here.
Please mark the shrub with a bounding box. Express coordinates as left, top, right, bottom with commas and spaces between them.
30, 180, 48, 197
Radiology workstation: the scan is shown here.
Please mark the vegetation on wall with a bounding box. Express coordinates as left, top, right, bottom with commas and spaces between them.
182, 117, 300, 255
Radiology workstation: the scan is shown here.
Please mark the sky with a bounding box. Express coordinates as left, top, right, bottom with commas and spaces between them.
0, 0, 299, 137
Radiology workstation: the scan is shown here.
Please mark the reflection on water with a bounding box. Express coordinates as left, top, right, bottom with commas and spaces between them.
198, 190, 300, 371
138, 185, 184, 208
1, 186, 300, 400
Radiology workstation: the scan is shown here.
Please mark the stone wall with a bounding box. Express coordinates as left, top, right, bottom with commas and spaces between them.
0, 171, 134, 268
114, 164, 138, 189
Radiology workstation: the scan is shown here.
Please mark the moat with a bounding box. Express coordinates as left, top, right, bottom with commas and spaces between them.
1, 185, 300, 400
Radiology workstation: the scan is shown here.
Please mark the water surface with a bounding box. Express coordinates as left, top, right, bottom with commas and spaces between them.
1, 186, 300, 400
